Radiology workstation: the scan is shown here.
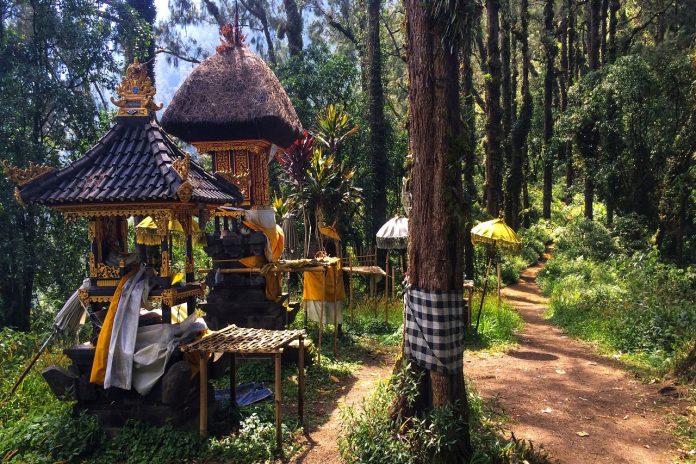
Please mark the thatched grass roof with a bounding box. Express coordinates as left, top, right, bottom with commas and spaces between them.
161, 46, 302, 148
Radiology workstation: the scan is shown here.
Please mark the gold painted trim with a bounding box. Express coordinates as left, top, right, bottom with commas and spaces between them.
193, 140, 271, 154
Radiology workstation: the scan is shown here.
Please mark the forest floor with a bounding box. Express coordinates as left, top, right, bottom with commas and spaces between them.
285, 251, 691, 464
287, 347, 396, 463
467, 250, 691, 464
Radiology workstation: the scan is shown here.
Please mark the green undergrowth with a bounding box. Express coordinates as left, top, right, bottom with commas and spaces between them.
465, 294, 524, 352
1, 296, 405, 463
538, 217, 696, 378
339, 365, 554, 464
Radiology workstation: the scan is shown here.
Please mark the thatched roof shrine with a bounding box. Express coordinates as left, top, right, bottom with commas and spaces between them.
161, 27, 303, 148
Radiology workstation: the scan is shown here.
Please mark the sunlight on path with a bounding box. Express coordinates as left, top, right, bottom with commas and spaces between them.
466, 254, 682, 464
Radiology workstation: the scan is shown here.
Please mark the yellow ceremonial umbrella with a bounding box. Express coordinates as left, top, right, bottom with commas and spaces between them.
135, 216, 203, 245
471, 217, 521, 332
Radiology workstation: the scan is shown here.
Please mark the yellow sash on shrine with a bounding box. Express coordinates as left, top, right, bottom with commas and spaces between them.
90, 271, 136, 385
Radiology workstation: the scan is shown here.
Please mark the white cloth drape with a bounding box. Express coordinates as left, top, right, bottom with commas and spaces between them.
104, 267, 152, 390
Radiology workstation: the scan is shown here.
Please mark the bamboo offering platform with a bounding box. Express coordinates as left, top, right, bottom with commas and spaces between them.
180, 325, 305, 451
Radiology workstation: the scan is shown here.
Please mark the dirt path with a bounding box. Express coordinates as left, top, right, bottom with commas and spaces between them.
289, 350, 395, 463
467, 253, 684, 464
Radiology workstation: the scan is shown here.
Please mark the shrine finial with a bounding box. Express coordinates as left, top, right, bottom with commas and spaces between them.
110, 58, 163, 117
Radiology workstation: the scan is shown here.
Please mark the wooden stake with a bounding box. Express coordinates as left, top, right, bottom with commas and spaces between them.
475, 256, 493, 333
497, 260, 501, 307
383, 251, 388, 322
318, 268, 326, 367
298, 336, 305, 426
333, 264, 338, 356
199, 352, 208, 437
229, 353, 236, 407
349, 257, 354, 323
274, 352, 282, 454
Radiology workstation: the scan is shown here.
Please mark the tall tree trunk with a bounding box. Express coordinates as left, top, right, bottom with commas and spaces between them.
506, 0, 531, 229
463, 33, 477, 279
401, 0, 472, 459
588, 0, 601, 71
485, 0, 504, 217
283, 0, 303, 56
245, 0, 277, 65
542, 0, 556, 219
501, 1, 512, 191
608, 0, 619, 62
568, 0, 577, 83
583, 0, 601, 219
600, 0, 608, 65
584, 175, 594, 219
367, 0, 388, 243
566, 0, 576, 202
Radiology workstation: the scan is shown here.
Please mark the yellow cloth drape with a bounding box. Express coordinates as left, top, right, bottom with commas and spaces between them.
303, 265, 345, 302
239, 222, 285, 301
90, 271, 136, 385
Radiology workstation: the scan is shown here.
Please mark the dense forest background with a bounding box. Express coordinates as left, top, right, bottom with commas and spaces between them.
1, 0, 695, 331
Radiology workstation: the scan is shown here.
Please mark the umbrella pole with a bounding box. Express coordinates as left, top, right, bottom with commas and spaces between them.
475, 256, 493, 333
8, 331, 55, 398
497, 259, 501, 307
384, 251, 389, 322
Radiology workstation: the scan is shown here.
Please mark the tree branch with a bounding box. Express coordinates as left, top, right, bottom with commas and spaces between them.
154, 48, 201, 64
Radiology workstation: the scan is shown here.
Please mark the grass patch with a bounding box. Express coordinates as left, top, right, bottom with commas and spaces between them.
466, 294, 524, 353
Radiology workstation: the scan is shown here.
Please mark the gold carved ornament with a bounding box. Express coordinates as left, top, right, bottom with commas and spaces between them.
160, 251, 170, 278
193, 140, 270, 154
88, 253, 120, 278
185, 256, 195, 274
154, 284, 206, 306
173, 153, 193, 203
61, 206, 178, 222
14, 188, 25, 208
2, 161, 55, 187
110, 58, 163, 117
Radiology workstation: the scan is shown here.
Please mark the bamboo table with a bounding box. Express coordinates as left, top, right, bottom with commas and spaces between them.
198, 258, 342, 367
180, 325, 305, 452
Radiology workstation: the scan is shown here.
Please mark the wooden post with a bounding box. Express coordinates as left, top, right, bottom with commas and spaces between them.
303, 299, 307, 330
274, 352, 282, 453
391, 262, 396, 300
318, 268, 326, 367
199, 352, 208, 437
229, 353, 236, 407
333, 264, 338, 356
497, 260, 501, 307
384, 251, 389, 297
384, 251, 389, 322
349, 257, 354, 323
298, 336, 304, 425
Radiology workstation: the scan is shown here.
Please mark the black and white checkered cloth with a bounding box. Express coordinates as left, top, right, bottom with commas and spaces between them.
403, 286, 465, 374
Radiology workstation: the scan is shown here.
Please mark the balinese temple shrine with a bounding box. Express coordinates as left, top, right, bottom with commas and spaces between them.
4, 24, 304, 427
161, 24, 303, 332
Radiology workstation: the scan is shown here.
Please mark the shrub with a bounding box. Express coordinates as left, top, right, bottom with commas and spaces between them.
555, 218, 618, 261
539, 222, 696, 375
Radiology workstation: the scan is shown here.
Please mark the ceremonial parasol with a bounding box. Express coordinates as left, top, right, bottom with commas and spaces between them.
376, 215, 408, 250
471, 217, 521, 332
376, 215, 409, 319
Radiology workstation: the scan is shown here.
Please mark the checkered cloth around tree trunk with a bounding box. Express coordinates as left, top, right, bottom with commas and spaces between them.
403, 286, 465, 374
